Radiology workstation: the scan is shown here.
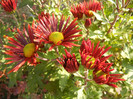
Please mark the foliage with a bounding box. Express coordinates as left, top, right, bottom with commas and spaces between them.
0, 0, 133, 99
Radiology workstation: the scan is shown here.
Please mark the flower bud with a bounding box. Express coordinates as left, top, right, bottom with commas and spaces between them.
57, 49, 79, 73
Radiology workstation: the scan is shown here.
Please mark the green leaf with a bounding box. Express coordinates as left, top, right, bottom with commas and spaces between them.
58, 68, 70, 92
92, 12, 102, 21
123, 65, 133, 82
107, 0, 116, 6
8, 73, 17, 87
77, 86, 86, 99
86, 86, 103, 99
44, 80, 60, 94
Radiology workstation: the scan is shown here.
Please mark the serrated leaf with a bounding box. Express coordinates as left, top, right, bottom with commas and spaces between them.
59, 68, 70, 92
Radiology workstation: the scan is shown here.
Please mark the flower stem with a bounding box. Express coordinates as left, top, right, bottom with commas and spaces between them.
107, 15, 118, 34
84, 68, 88, 86
27, 5, 38, 16
54, 46, 61, 59
16, 9, 21, 22
36, 56, 56, 61
74, 72, 91, 81
12, 14, 19, 25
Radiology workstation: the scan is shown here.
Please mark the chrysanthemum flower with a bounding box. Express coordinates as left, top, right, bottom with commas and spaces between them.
93, 62, 125, 88
80, 39, 112, 69
0, 0, 17, 13
57, 49, 79, 73
4, 24, 39, 74
83, 0, 101, 17
70, 3, 84, 19
34, 13, 82, 51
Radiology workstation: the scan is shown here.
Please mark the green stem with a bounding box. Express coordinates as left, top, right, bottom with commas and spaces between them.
26, 5, 38, 16
84, 68, 88, 86
12, 14, 19, 25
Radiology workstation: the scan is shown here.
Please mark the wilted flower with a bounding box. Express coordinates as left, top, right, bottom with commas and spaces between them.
34, 13, 82, 51
57, 49, 79, 73
70, 3, 84, 19
93, 62, 125, 88
85, 18, 92, 28
83, 0, 101, 17
0, 0, 17, 13
80, 39, 112, 69
4, 24, 39, 74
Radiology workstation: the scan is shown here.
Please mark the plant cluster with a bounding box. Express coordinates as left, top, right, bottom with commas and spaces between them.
0, 0, 132, 99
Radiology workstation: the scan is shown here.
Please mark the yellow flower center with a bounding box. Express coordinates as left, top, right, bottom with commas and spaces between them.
86, 55, 95, 68
95, 70, 107, 78
23, 43, 35, 58
88, 10, 93, 17
49, 32, 64, 45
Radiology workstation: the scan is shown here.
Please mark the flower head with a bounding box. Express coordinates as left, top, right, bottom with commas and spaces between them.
83, 0, 101, 17
57, 49, 79, 73
93, 62, 125, 87
34, 13, 82, 51
80, 39, 112, 62
0, 0, 17, 13
4, 24, 39, 74
80, 39, 112, 69
70, 3, 84, 19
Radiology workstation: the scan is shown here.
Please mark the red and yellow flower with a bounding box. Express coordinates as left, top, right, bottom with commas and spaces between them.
83, 0, 102, 17
4, 24, 39, 74
93, 62, 125, 88
57, 49, 79, 73
0, 0, 17, 13
34, 13, 82, 51
80, 39, 112, 69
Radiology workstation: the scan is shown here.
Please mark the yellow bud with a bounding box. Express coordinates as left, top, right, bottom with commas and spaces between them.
23, 43, 35, 57
49, 32, 64, 45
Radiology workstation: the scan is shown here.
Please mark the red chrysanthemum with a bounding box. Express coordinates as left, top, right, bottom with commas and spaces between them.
70, 3, 84, 19
0, 0, 17, 13
57, 49, 79, 73
93, 62, 125, 88
4, 24, 39, 74
80, 39, 112, 69
83, 0, 101, 17
34, 13, 82, 51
